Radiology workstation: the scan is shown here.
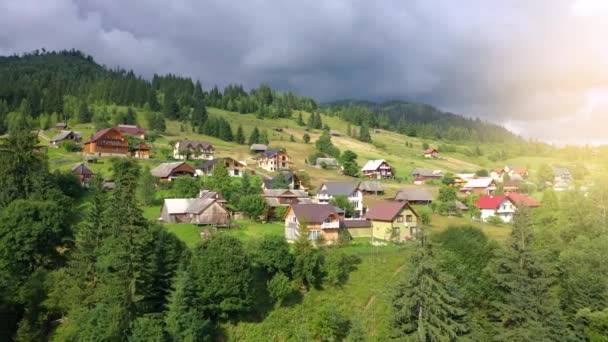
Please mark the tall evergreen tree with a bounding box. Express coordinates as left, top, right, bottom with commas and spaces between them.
487, 207, 565, 341
392, 236, 467, 341
191, 99, 208, 133
358, 123, 372, 143
248, 126, 261, 145
235, 125, 246, 145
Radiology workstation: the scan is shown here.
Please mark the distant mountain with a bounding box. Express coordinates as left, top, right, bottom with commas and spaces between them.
324, 99, 520, 143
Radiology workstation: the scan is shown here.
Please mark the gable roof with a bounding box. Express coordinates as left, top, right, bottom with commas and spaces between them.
454, 200, 468, 211
318, 182, 359, 196
462, 177, 494, 188
151, 162, 194, 178
359, 181, 384, 192
262, 148, 285, 158
508, 165, 528, 175
163, 198, 196, 214
263, 189, 309, 198
424, 148, 438, 154
394, 188, 434, 202
71, 163, 94, 176
476, 195, 512, 209
178, 140, 213, 150
290, 204, 338, 224
250, 144, 268, 151
411, 168, 443, 177
115, 124, 146, 136
507, 193, 540, 208
51, 130, 75, 142
362, 159, 388, 171
85, 127, 123, 143
365, 201, 409, 221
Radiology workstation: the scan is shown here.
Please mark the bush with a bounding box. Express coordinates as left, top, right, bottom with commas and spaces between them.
267, 272, 294, 306
420, 210, 431, 225
324, 251, 360, 287
61, 140, 81, 152
372, 141, 386, 149
252, 235, 293, 275
486, 215, 504, 225
272, 206, 288, 220
238, 195, 268, 219
313, 306, 351, 341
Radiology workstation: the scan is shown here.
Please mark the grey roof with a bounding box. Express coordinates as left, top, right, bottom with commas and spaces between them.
454, 200, 468, 211
250, 144, 268, 151
315, 157, 339, 166
394, 188, 434, 202
71, 163, 94, 175
151, 162, 191, 178
263, 189, 309, 198
163, 198, 196, 214
341, 219, 371, 228
318, 182, 359, 196
359, 181, 384, 192
51, 130, 74, 142
262, 148, 284, 157
178, 140, 213, 150
410, 168, 443, 178
185, 198, 216, 214
196, 158, 222, 170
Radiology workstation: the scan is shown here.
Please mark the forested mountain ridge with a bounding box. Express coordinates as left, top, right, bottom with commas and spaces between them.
324, 99, 521, 143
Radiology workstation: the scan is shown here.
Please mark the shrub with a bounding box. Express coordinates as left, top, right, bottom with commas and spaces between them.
420, 210, 431, 225
313, 306, 351, 341
267, 272, 294, 306
324, 251, 360, 287
252, 235, 293, 275
486, 215, 504, 225
61, 140, 81, 152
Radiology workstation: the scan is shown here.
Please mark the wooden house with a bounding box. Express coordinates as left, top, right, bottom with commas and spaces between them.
423, 148, 439, 158
83, 128, 129, 156
284, 204, 341, 243
132, 144, 151, 159
361, 159, 394, 179
250, 144, 268, 153
71, 163, 95, 185
394, 188, 434, 204
160, 190, 230, 226
55, 122, 67, 130
410, 168, 443, 180
257, 149, 290, 172
173, 140, 215, 160
358, 181, 384, 195
195, 157, 247, 177
460, 177, 496, 195
264, 189, 311, 208
51, 130, 82, 146
365, 201, 419, 241
151, 162, 196, 182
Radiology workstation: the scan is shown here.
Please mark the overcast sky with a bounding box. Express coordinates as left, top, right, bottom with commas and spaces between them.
1, 0, 607, 144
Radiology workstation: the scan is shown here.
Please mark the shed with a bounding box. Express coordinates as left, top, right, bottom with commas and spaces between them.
250, 144, 268, 153
394, 188, 434, 204
359, 181, 384, 194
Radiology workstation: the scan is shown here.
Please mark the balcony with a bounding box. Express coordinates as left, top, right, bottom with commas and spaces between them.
321, 221, 340, 229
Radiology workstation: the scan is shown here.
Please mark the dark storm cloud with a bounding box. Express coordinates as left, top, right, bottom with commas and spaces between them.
1, 0, 607, 142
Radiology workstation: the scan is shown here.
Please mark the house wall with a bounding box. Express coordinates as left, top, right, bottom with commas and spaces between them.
258, 152, 290, 172
191, 203, 230, 226
133, 150, 150, 159
173, 142, 214, 160
347, 226, 372, 238
371, 208, 418, 241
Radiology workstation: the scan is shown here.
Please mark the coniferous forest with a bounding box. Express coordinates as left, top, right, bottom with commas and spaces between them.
0, 50, 607, 341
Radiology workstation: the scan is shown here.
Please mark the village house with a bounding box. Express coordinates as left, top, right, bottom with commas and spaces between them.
195, 157, 247, 177
55, 122, 67, 130
173, 140, 215, 160
160, 190, 230, 226
115, 124, 146, 139
358, 181, 384, 195
284, 204, 342, 242
71, 163, 94, 185
505, 165, 529, 178
83, 127, 129, 157
262, 173, 308, 190
503, 179, 522, 193
151, 162, 196, 182
393, 188, 434, 205
476, 193, 539, 223
264, 189, 312, 210
315, 182, 363, 217
51, 130, 82, 146
257, 148, 290, 172
314, 157, 340, 169
460, 177, 496, 195
365, 201, 419, 241
250, 144, 268, 153
342, 219, 372, 239
476, 195, 517, 223
410, 168, 444, 180
132, 143, 151, 159
361, 159, 394, 179
452, 173, 476, 187
490, 168, 506, 183
423, 148, 439, 158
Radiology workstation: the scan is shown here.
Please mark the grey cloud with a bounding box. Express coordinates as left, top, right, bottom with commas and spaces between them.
1, 0, 607, 143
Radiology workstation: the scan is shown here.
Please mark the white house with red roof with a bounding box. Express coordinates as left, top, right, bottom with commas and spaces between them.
423, 148, 439, 158
476, 195, 517, 223
476, 193, 540, 223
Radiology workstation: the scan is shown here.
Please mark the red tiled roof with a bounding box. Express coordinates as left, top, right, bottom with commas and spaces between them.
365, 201, 408, 221
424, 148, 437, 154
476, 195, 510, 209
507, 193, 539, 207
510, 166, 528, 175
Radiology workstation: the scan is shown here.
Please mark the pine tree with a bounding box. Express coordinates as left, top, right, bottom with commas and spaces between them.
487, 207, 565, 340
297, 112, 305, 126
358, 124, 372, 143
235, 125, 246, 145
260, 130, 269, 145
165, 269, 211, 341
392, 236, 467, 340
248, 126, 261, 145
137, 166, 156, 206
191, 99, 208, 133
313, 112, 323, 129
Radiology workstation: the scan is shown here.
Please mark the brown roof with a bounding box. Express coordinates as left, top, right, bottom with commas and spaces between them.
341, 219, 371, 228
178, 140, 213, 150
290, 204, 338, 224
71, 163, 94, 176
365, 201, 408, 221
85, 127, 122, 143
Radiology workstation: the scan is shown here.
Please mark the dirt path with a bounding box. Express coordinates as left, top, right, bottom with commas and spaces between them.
364, 296, 376, 311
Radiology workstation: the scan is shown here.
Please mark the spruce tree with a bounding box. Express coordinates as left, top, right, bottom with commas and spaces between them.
248, 126, 261, 145
165, 268, 211, 341
297, 112, 305, 126
487, 207, 565, 341
392, 236, 467, 341
191, 99, 208, 133
235, 125, 246, 144
137, 166, 156, 206
359, 124, 372, 143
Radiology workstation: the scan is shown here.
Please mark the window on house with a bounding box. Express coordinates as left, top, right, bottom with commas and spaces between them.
308, 230, 320, 240
406, 215, 413, 222
396, 216, 403, 222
